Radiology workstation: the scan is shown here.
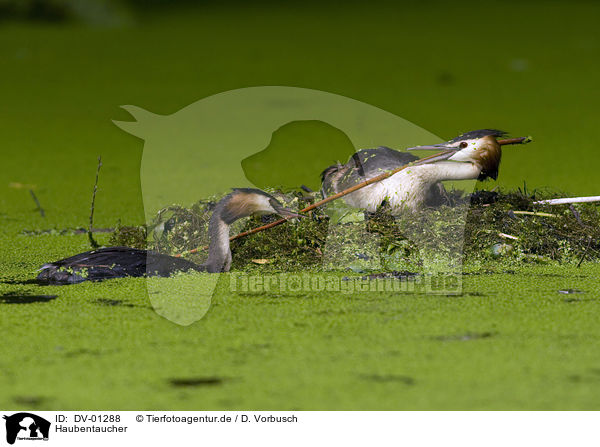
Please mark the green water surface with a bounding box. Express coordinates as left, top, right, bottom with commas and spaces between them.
1, 1, 600, 409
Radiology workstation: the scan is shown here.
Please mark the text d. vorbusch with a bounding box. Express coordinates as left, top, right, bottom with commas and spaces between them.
244, 415, 298, 423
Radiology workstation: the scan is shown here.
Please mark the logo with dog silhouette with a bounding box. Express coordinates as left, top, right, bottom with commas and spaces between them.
3, 413, 50, 444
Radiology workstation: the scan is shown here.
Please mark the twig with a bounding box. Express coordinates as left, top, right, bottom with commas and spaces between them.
577, 236, 593, 268
29, 189, 45, 218
175, 149, 456, 257
511, 210, 556, 217
88, 157, 102, 249
534, 196, 600, 205
498, 233, 519, 240
498, 136, 532, 146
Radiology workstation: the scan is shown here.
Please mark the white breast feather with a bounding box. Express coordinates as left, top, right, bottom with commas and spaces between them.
343, 167, 430, 213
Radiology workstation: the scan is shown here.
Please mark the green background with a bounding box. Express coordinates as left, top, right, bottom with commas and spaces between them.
1, 0, 599, 410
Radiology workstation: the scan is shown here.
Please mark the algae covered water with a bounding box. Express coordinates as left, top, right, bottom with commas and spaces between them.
1, 1, 600, 410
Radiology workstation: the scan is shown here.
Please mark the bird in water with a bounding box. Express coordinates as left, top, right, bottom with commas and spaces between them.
320, 129, 521, 213
37, 188, 303, 284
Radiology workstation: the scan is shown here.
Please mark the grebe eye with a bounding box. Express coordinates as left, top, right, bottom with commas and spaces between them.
459, 141, 468, 149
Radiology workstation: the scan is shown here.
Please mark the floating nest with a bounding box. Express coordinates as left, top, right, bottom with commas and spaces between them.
109, 188, 600, 272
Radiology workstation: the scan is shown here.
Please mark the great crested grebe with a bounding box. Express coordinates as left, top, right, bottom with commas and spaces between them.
321, 129, 510, 213
37, 188, 303, 284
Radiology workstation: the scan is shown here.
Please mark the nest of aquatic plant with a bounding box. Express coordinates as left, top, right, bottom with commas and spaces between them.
108, 224, 147, 249
109, 188, 600, 271
464, 189, 600, 264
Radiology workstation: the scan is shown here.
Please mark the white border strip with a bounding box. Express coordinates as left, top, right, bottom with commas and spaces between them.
1, 411, 598, 447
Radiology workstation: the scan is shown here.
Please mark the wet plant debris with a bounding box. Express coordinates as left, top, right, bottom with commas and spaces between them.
108, 188, 600, 272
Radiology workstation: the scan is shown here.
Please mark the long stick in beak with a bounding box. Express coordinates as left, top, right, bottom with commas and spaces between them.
408, 136, 532, 150
226, 149, 460, 243
229, 150, 456, 241
497, 136, 532, 146
175, 149, 458, 256
177, 137, 532, 256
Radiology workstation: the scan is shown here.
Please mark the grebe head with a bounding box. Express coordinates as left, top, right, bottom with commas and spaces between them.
205, 188, 305, 273
219, 188, 304, 223
407, 129, 506, 180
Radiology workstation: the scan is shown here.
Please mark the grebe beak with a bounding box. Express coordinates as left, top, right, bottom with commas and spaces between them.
402, 141, 459, 165
273, 204, 305, 219
410, 149, 459, 165
406, 143, 456, 152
